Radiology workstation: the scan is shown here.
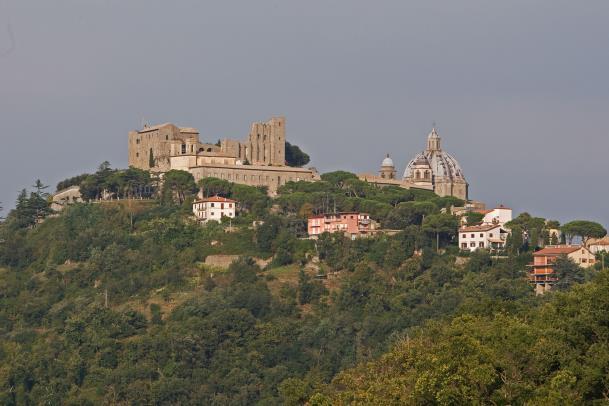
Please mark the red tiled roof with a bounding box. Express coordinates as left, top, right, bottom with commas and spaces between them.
459, 224, 503, 232
195, 195, 236, 203
533, 246, 583, 256
473, 209, 493, 215
588, 237, 609, 246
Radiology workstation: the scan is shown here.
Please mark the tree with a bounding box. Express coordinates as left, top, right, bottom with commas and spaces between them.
553, 255, 584, 290
197, 177, 232, 198
465, 211, 484, 225
32, 179, 49, 198
422, 213, 459, 251
285, 142, 310, 167
320, 171, 358, 189
561, 220, 607, 245
148, 148, 155, 168
162, 170, 197, 205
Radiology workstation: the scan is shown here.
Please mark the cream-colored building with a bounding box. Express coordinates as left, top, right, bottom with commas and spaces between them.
51, 186, 83, 212
358, 154, 434, 192
459, 224, 509, 252
587, 237, 609, 254
128, 117, 320, 195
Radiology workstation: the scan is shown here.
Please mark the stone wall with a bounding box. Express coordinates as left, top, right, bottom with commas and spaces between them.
186, 162, 320, 195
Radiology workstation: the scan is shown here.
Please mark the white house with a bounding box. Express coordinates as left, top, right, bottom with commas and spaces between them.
481, 205, 512, 226
192, 196, 236, 223
459, 224, 509, 252
588, 237, 609, 254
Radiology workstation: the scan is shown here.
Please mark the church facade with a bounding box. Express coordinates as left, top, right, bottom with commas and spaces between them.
358, 127, 468, 201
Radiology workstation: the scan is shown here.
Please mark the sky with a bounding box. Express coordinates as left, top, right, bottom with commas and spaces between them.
1, 0, 608, 226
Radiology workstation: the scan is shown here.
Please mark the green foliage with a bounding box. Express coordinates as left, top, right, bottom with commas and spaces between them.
552, 255, 586, 290
561, 220, 607, 244
465, 211, 484, 225
3, 173, 608, 404
317, 270, 609, 404
162, 170, 197, 205
285, 142, 311, 167
56, 173, 90, 192
422, 213, 459, 250
148, 148, 155, 168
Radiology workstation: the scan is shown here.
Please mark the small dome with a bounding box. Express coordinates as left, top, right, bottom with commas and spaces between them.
381, 154, 394, 167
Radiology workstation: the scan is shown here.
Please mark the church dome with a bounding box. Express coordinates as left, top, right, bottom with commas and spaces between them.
381, 154, 394, 167
403, 128, 465, 180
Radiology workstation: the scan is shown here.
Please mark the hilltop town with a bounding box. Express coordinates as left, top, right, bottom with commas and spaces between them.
1, 115, 608, 404
46, 116, 608, 294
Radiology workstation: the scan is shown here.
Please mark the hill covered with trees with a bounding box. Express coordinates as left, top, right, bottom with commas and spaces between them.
0, 166, 607, 404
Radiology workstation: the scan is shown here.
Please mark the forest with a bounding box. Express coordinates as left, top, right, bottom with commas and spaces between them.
0, 165, 607, 405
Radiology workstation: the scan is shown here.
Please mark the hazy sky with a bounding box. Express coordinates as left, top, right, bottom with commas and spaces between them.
1, 0, 608, 226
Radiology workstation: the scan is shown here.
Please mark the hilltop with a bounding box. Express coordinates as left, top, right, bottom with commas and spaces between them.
0, 168, 607, 404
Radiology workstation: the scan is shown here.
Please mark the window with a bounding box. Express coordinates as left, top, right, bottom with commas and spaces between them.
489, 233, 493, 238
479, 242, 484, 247
582, 258, 587, 263
136, 139, 140, 144
181, 144, 186, 154
461, 243, 467, 248
166, 135, 169, 140
470, 242, 476, 247
211, 203, 215, 207
471, 234, 475, 238
480, 233, 484, 237
462, 234, 466, 238
136, 152, 139, 157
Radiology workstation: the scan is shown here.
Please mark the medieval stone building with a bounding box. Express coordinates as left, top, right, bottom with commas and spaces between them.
128, 117, 319, 194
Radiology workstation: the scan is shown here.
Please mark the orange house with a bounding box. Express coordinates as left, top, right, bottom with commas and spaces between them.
308, 212, 372, 239
528, 245, 595, 294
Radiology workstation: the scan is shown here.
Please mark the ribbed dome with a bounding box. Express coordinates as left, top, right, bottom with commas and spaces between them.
403, 128, 465, 180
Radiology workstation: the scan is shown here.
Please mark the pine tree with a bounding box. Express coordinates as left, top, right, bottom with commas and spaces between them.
148, 148, 155, 168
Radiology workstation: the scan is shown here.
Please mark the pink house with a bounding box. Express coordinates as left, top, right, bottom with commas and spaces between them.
308, 212, 372, 239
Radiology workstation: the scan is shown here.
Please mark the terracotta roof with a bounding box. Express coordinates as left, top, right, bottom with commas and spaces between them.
533, 246, 584, 256
588, 237, 609, 246
308, 212, 369, 219
473, 209, 493, 215
194, 196, 236, 204
459, 224, 503, 232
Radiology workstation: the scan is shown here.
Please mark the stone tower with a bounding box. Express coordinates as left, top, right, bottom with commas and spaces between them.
246, 116, 285, 166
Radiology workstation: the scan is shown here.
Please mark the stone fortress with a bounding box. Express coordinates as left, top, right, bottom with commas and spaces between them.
358, 127, 469, 200
128, 116, 320, 194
